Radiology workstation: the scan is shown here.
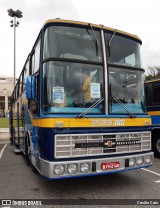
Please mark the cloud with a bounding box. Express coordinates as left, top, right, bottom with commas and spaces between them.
1, 0, 160, 77
2, 0, 79, 23
1, 0, 80, 77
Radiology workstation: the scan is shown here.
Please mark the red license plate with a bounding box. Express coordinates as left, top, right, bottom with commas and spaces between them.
101, 162, 120, 170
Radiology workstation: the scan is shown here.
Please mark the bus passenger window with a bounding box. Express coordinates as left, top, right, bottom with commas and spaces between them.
153, 84, 160, 104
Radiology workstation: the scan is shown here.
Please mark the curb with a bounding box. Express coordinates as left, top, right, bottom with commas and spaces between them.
0, 128, 9, 132
0, 129, 10, 143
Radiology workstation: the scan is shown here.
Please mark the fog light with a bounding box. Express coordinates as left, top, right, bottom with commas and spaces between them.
129, 158, 135, 167
137, 157, 143, 165
145, 155, 152, 164
67, 164, 77, 174
54, 165, 65, 175
80, 163, 90, 173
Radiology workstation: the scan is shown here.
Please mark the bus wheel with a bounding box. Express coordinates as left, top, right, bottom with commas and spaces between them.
153, 136, 160, 158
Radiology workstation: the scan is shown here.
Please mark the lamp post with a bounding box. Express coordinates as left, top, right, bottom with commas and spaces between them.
7, 9, 23, 88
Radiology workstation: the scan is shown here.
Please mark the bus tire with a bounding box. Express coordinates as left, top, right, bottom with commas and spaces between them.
153, 136, 160, 158
31, 164, 39, 174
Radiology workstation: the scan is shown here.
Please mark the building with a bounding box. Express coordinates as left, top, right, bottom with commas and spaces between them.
0, 77, 14, 117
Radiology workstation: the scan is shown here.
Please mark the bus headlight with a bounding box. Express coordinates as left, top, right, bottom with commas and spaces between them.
145, 155, 152, 164
54, 165, 65, 175
129, 158, 135, 167
67, 164, 77, 174
136, 157, 143, 165
80, 163, 90, 173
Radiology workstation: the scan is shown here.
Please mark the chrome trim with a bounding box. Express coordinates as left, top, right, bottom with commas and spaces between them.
55, 131, 151, 158
40, 152, 153, 179
101, 29, 108, 114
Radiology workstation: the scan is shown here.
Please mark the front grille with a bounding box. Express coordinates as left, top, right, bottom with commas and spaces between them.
55, 132, 151, 158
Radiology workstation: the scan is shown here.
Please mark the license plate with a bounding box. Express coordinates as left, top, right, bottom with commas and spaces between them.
101, 161, 120, 170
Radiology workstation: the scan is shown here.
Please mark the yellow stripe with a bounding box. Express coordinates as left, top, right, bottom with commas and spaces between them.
44, 19, 141, 42
147, 111, 160, 116
30, 117, 151, 128
145, 79, 160, 84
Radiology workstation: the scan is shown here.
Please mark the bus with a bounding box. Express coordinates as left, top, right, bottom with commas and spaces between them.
145, 79, 160, 158
10, 19, 153, 179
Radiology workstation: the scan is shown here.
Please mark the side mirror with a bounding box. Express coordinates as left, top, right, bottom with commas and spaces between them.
26, 75, 36, 100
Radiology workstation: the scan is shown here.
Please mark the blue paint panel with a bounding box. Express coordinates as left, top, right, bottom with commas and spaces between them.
39, 128, 55, 161
151, 115, 160, 125
24, 110, 41, 169
32, 126, 40, 168
39, 126, 151, 161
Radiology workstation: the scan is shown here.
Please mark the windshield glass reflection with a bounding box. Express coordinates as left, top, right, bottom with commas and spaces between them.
42, 61, 104, 114
109, 67, 146, 114
105, 33, 141, 68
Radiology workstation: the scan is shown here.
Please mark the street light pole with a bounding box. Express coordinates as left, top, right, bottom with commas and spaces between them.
13, 16, 16, 88
7, 9, 23, 89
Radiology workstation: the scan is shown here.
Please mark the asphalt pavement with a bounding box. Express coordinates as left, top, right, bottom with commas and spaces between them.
0, 143, 160, 208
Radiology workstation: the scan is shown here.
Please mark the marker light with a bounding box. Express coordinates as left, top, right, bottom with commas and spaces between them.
136, 157, 143, 165
129, 158, 135, 167
54, 165, 65, 175
145, 155, 152, 164
67, 164, 77, 174
80, 163, 90, 173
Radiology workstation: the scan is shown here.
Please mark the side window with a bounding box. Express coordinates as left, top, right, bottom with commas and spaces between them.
19, 75, 22, 95
24, 59, 30, 91
15, 85, 18, 99
31, 39, 41, 75
152, 83, 160, 104
144, 85, 149, 106
29, 39, 40, 116
35, 40, 40, 73
21, 70, 24, 92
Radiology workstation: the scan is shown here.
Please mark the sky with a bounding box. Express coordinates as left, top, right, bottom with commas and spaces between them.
0, 0, 160, 78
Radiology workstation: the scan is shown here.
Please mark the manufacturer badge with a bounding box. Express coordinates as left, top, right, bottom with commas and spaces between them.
104, 141, 113, 147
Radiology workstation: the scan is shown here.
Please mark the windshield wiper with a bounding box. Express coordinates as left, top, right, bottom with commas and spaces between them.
76, 98, 104, 118
88, 23, 99, 56
112, 97, 136, 118
108, 29, 117, 56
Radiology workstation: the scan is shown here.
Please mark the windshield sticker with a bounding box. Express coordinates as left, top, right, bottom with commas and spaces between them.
53, 87, 64, 104
90, 83, 100, 98
54, 30, 93, 40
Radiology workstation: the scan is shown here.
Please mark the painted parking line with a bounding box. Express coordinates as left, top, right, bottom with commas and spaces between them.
0, 144, 7, 159
1, 206, 11, 208
141, 168, 160, 183
141, 168, 160, 177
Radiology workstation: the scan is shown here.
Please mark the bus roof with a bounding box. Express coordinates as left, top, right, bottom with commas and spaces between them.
145, 78, 160, 84
44, 19, 142, 43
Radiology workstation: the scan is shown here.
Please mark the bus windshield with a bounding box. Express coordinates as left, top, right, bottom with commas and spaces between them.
106, 33, 141, 68
43, 25, 102, 62
42, 24, 144, 115
42, 61, 104, 114
109, 67, 145, 114
42, 25, 104, 114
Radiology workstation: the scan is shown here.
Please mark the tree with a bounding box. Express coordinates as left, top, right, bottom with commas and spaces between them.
145, 66, 160, 80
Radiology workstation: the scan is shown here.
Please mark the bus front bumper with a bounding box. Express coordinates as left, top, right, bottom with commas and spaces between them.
40, 152, 153, 179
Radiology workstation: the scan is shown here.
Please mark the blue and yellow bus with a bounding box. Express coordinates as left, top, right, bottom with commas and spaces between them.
10, 19, 153, 179
145, 79, 160, 158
